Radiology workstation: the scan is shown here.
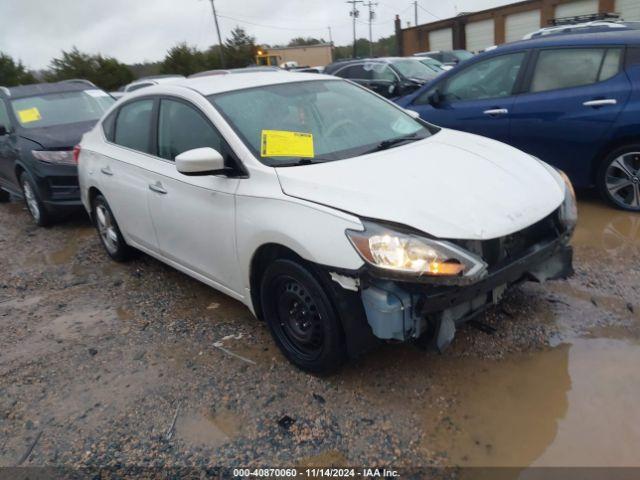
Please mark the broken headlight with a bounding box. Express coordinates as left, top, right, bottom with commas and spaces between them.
346, 221, 487, 279
557, 169, 577, 234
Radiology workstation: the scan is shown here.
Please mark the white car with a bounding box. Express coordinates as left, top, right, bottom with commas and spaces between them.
77, 72, 576, 373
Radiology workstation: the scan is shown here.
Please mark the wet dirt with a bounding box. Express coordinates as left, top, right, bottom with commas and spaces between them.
0, 193, 639, 469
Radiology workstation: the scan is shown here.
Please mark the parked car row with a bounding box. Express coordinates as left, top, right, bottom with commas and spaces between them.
397, 30, 640, 212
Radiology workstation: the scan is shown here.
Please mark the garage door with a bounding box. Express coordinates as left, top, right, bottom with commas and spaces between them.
428, 28, 453, 51
617, 0, 640, 21
505, 10, 541, 42
465, 19, 495, 53
554, 0, 598, 19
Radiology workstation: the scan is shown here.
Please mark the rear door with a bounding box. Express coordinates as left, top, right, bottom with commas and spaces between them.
97, 97, 159, 251
408, 51, 528, 143
509, 46, 630, 186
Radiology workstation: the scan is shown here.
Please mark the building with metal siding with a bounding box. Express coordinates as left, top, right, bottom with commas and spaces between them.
396, 0, 633, 55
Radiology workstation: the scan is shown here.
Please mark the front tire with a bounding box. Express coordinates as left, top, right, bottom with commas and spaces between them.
0, 188, 10, 203
92, 194, 132, 262
19, 171, 52, 227
260, 259, 347, 374
598, 145, 640, 211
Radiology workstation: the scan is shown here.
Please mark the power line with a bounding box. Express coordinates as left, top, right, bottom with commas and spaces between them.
217, 13, 342, 32
418, 4, 442, 20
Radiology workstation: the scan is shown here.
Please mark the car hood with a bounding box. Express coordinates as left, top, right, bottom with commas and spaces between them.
18, 120, 97, 149
275, 129, 564, 240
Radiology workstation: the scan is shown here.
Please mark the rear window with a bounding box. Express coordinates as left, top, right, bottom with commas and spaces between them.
11, 90, 114, 129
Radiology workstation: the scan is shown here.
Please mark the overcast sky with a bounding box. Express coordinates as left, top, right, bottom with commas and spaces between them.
0, 0, 516, 70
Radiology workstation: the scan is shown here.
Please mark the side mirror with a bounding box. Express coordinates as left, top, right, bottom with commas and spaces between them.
175, 147, 226, 176
0, 124, 9, 136
428, 89, 443, 108
404, 109, 420, 119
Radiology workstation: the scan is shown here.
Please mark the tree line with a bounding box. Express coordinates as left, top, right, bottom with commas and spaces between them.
1, 27, 396, 92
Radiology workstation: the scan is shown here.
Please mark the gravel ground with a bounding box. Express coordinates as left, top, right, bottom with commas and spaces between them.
0, 194, 638, 474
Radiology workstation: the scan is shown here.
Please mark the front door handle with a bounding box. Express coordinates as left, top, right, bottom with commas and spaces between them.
583, 99, 617, 107
483, 108, 509, 116
148, 182, 167, 195
100, 167, 113, 176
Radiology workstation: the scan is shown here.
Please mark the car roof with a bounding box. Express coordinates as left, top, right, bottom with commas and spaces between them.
157, 71, 338, 97
1, 81, 98, 100
494, 30, 640, 53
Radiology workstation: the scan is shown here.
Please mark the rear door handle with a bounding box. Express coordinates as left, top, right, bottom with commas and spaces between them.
583, 99, 617, 107
483, 108, 509, 116
100, 167, 113, 176
148, 182, 167, 195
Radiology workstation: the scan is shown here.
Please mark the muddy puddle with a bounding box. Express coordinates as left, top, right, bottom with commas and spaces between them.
572, 195, 640, 257
422, 335, 640, 467
176, 406, 243, 448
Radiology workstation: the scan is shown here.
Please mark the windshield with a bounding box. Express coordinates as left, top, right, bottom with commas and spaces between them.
451, 50, 474, 61
11, 90, 114, 129
391, 59, 439, 80
418, 58, 446, 74
209, 80, 433, 166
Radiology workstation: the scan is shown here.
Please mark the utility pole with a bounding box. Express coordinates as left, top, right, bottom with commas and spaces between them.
347, 0, 363, 59
364, 1, 378, 57
327, 26, 333, 45
208, 0, 225, 67
414, 0, 418, 27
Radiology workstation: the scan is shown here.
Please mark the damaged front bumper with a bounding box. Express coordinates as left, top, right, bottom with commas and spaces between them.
357, 236, 573, 350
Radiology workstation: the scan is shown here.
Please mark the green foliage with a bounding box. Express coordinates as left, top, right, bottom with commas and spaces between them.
288, 37, 326, 47
224, 26, 257, 68
333, 34, 397, 61
46, 47, 133, 91
0, 52, 36, 86
160, 43, 209, 76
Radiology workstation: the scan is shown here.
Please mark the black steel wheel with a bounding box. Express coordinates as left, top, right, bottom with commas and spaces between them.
260, 259, 346, 374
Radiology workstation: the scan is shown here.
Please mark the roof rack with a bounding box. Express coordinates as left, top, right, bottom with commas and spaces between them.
549, 12, 620, 26
0, 86, 10, 97
59, 79, 97, 88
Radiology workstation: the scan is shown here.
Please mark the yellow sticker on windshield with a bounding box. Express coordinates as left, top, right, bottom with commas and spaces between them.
261, 130, 314, 158
17, 107, 42, 124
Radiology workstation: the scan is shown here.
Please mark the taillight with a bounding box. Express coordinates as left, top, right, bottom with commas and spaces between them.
73, 145, 81, 164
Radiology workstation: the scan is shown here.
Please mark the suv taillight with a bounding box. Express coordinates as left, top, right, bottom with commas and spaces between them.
73, 145, 81, 164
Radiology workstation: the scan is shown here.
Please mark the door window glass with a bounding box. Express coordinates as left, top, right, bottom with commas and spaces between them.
157, 99, 222, 161
335, 64, 372, 80
371, 64, 396, 81
442, 52, 525, 102
114, 99, 154, 153
531, 48, 622, 93
0, 101, 10, 129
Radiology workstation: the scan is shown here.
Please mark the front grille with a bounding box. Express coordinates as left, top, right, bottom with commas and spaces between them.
453, 209, 562, 270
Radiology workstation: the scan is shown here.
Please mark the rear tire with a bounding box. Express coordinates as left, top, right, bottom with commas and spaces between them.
19, 171, 52, 227
259, 259, 347, 374
597, 145, 640, 212
92, 194, 132, 262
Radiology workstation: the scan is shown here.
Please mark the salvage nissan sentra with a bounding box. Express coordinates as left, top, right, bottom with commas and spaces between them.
77, 72, 575, 373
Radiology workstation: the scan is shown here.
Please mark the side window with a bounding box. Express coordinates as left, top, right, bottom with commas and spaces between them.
335, 64, 372, 80
157, 99, 222, 161
113, 99, 154, 153
371, 65, 396, 82
102, 110, 116, 142
441, 52, 526, 102
530, 48, 622, 93
0, 100, 10, 130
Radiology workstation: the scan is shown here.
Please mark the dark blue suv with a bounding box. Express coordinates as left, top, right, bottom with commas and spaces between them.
398, 31, 640, 211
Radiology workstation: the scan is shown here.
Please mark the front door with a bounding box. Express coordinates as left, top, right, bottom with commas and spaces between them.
145, 97, 241, 294
407, 51, 528, 144
0, 99, 18, 189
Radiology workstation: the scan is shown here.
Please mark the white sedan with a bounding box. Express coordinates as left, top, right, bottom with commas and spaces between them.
77, 72, 576, 373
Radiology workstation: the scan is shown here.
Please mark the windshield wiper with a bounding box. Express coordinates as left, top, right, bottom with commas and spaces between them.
275, 158, 329, 167
362, 133, 422, 155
